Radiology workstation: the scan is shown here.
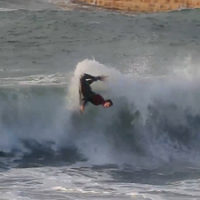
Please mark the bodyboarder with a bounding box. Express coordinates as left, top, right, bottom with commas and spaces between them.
79, 73, 113, 114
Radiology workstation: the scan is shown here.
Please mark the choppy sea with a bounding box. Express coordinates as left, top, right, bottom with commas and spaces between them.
1, 1, 200, 199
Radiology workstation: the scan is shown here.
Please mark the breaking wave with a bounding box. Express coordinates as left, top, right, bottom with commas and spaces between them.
1, 59, 200, 169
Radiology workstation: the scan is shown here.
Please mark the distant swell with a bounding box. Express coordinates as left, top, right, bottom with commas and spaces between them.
0, 0, 55, 11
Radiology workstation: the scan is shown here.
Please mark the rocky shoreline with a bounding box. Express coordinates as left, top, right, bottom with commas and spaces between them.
52, 0, 200, 13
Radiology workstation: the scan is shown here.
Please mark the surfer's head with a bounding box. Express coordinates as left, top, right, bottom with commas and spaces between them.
103, 99, 113, 108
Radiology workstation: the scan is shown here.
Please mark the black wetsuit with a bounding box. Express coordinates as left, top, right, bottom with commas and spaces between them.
79, 73, 105, 107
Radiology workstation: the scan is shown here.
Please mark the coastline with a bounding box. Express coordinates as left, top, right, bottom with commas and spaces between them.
52, 0, 200, 13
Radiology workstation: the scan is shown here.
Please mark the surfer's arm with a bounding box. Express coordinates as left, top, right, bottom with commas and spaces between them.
80, 105, 84, 114
80, 99, 88, 114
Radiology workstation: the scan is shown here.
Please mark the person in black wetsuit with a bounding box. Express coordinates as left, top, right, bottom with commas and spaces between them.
79, 73, 113, 114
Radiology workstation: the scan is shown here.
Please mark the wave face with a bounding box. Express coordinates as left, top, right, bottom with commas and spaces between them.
0, 86, 84, 168
1, 59, 200, 169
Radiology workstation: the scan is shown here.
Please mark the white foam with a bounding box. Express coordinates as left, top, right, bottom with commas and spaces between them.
0, 8, 19, 12
0, 73, 67, 86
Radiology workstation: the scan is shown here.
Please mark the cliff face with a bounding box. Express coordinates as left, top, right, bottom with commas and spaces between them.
75, 0, 200, 12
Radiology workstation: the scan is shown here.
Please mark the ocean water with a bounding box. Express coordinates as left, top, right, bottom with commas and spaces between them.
1, 0, 200, 199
